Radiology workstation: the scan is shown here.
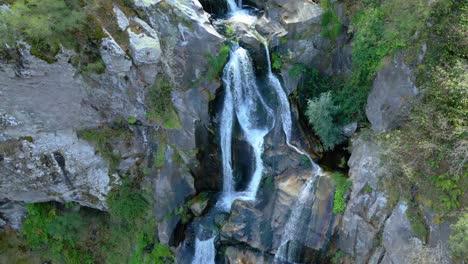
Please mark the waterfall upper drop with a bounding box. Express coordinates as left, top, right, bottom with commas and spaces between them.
217, 45, 274, 211
227, 0, 239, 12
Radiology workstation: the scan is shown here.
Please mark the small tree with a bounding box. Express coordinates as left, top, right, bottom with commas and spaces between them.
305, 92, 344, 151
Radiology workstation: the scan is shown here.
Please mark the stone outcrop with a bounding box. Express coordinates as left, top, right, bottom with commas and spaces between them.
0, 0, 224, 244
337, 134, 391, 263
366, 55, 419, 133
0, 49, 109, 209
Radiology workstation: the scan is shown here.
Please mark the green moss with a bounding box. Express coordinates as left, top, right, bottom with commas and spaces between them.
331, 172, 351, 214
146, 77, 182, 129
406, 204, 428, 241
77, 119, 132, 173
205, 44, 229, 80
320, 0, 342, 41
154, 142, 166, 169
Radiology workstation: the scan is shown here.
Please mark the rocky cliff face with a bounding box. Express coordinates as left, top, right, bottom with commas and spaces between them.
0, 0, 459, 263
0, 0, 223, 240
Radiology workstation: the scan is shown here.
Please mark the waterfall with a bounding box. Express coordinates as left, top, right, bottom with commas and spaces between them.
227, 0, 239, 12
192, 237, 216, 264
217, 45, 274, 211
262, 42, 324, 261
263, 43, 322, 175
193, 45, 274, 264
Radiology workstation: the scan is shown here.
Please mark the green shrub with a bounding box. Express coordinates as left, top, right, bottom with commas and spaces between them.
107, 178, 150, 222
271, 52, 282, 70
449, 213, 468, 262
305, 92, 344, 151
21, 203, 94, 264
19, 175, 174, 263
331, 172, 351, 214
320, 0, 342, 41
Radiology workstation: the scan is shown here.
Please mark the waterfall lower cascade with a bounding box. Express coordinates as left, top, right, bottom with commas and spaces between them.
263, 43, 324, 262
192, 237, 215, 264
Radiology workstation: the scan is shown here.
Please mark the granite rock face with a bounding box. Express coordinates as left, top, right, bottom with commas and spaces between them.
366, 55, 419, 133
0, 49, 109, 209
0, 1, 223, 243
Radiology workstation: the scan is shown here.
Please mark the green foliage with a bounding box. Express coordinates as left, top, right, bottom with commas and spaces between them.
77, 119, 132, 173
305, 92, 344, 150
289, 64, 306, 79
320, 0, 342, 41
380, 1, 467, 214
154, 142, 167, 168
128, 116, 137, 125
146, 77, 182, 129
449, 213, 468, 262
271, 52, 282, 70
225, 25, 234, 37
18, 175, 174, 263
0, 0, 109, 73
432, 173, 463, 211
331, 250, 345, 264
0, 0, 85, 62
331, 172, 351, 214
22, 203, 93, 264
107, 178, 149, 222
406, 204, 428, 240
206, 44, 229, 80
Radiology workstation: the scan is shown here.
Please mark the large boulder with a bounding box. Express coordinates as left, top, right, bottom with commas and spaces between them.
224, 246, 273, 264
366, 55, 419, 133
100, 35, 132, 74
128, 30, 161, 65
337, 134, 392, 263
380, 202, 423, 264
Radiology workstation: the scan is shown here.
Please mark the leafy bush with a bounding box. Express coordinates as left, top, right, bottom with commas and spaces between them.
449, 213, 468, 262
378, 1, 467, 215
107, 178, 150, 222
331, 172, 351, 214
19, 175, 174, 263
305, 92, 344, 151
272, 52, 282, 70
320, 0, 342, 41
22, 203, 94, 264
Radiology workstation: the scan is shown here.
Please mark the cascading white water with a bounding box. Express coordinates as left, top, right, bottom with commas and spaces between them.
227, 0, 239, 12
217, 45, 274, 211
263, 43, 322, 175
193, 45, 274, 264
192, 237, 216, 264
262, 42, 324, 261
